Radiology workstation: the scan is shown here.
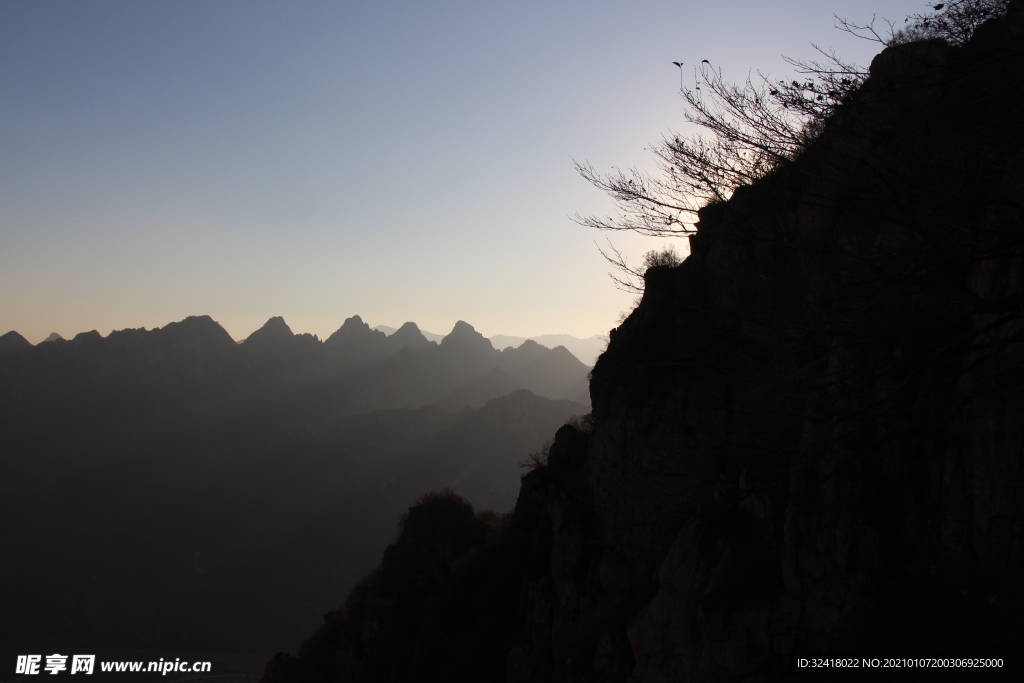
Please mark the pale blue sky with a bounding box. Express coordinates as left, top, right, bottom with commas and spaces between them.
1, 0, 928, 343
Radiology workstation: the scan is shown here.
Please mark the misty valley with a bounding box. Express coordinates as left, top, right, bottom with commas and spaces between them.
0, 315, 591, 656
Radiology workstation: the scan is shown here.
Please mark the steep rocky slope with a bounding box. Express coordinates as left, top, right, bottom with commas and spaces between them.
266, 6, 1024, 681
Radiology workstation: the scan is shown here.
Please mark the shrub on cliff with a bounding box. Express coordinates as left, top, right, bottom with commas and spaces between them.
891, 0, 1011, 45
269, 489, 519, 683
374, 488, 487, 606
598, 242, 685, 293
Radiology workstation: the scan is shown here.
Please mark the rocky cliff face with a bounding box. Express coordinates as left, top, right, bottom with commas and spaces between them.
266, 6, 1024, 682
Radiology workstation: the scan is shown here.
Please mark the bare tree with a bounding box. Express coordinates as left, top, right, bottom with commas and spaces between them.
575, 0, 1008, 242
890, 0, 1009, 46
574, 64, 818, 239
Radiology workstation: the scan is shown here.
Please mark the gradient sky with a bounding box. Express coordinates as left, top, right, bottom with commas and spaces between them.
1, 0, 929, 344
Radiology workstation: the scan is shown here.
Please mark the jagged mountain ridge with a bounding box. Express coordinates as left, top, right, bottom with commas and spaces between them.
489, 334, 606, 367
266, 7, 1024, 682
373, 326, 606, 367
0, 313, 590, 654
0, 314, 589, 429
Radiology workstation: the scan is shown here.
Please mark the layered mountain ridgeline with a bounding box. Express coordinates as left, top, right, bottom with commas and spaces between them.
265, 8, 1024, 683
0, 315, 588, 423
0, 315, 589, 654
488, 334, 607, 368
372, 327, 606, 368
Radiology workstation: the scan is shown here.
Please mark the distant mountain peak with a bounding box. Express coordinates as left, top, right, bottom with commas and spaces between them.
326, 315, 385, 346
396, 321, 421, 334
0, 330, 33, 355
244, 316, 296, 347
265, 316, 293, 333
171, 315, 228, 334
262, 316, 291, 331
488, 333, 605, 366
42, 332, 64, 343
389, 322, 431, 350
441, 320, 492, 349
157, 316, 237, 349
375, 324, 446, 343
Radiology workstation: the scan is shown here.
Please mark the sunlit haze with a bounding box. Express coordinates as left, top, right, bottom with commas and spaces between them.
1, 0, 927, 344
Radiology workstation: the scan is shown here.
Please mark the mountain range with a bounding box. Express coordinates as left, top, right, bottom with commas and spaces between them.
0, 314, 591, 654
372, 326, 606, 367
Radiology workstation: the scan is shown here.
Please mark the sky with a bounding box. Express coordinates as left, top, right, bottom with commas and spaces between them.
1, 0, 930, 344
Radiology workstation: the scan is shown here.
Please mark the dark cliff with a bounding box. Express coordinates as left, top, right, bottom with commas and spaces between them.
266, 7, 1024, 682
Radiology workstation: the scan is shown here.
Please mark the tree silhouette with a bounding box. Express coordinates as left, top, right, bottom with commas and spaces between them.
575, 0, 1009, 242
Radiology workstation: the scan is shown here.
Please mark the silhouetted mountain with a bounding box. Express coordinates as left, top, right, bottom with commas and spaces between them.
375, 324, 446, 344
195, 389, 585, 651
244, 315, 296, 347
440, 319, 493, 353
1, 312, 589, 657
436, 320, 498, 378
266, 9, 1024, 681
495, 338, 548, 370
319, 314, 391, 372
491, 333, 606, 366
436, 367, 523, 411
379, 327, 604, 366
242, 316, 321, 366
504, 344, 588, 402
41, 331, 64, 343
386, 321, 434, 353
342, 321, 590, 414
532, 334, 604, 365
325, 314, 382, 346
0, 330, 32, 357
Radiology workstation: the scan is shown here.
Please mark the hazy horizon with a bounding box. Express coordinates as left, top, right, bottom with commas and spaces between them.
6, 313, 605, 347
1, 0, 926, 345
